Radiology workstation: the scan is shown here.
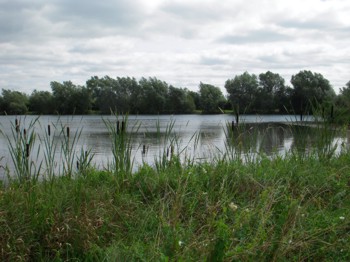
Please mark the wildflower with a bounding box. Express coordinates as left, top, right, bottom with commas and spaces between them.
339, 216, 345, 220
229, 202, 238, 211
178, 240, 184, 247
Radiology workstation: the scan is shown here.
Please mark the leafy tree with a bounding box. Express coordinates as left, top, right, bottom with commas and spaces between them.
257, 71, 286, 113
51, 81, 91, 114
29, 90, 54, 114
138, 77, 169, 114
188, 90, 201, 111
334, 81, 350, 123
199, 83, 226, 114
225, 72, 259, 114
0, 89, 29, 115
290, 70, 335, 114
115, 77, 141, 114
167, 86, 195, 114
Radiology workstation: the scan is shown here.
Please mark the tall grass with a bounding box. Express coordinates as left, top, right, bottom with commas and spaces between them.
1, 116, 42, 183
103, 114, 137, 176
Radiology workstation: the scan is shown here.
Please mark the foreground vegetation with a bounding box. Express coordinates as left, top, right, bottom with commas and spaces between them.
0, 153, 349, 261
0, 115, 349, 261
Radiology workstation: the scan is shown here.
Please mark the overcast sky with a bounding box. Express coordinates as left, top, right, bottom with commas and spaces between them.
1, 0, 349, 94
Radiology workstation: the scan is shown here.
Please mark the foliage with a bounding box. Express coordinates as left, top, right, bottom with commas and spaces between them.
199, 82, 226, 114
291, 70, 336, 114
0, 89, 29, 115
51, 81, 92, 115
29, 90, 54, 114
225, 71, 259, 114
1, 71, 350, 118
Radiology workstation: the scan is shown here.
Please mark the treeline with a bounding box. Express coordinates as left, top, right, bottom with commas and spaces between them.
1, 70, 350, 118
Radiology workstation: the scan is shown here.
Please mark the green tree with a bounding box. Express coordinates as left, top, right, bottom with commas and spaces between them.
291, 70, 335, 114
51, 81, 91, 114
167, 86, 195, 114
334, 81, 350, 123
188, 90, 201, 111
29, 90, 54, 114
115, 77, 141, 114
199, 83, 226, 114
257, 71, 286, 113
0, 89, 29, 115
225, 72, 258, 114
138, 77, 169, 114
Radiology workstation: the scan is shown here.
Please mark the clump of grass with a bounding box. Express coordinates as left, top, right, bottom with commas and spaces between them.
103, 114, 137, 176
1, 116, 42, 184
59, 118, 84, 178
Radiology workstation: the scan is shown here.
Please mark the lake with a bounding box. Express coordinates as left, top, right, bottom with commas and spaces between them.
0, 114, 347, 181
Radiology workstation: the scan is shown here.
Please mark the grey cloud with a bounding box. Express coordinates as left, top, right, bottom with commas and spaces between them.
200, 56, 228, 66
218, 30, 292, 45
47, 0, 146, 36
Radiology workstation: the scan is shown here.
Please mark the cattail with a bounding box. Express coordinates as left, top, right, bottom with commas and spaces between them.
15, 118, 20, 133
26, 143, 30, 158
48, 124, 51, 136
121, 121, 125, 133
66, 126, 70, 138
23, 128, 27, 140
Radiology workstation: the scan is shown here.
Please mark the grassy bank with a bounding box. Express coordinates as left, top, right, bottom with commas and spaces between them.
0, 151, 349, 261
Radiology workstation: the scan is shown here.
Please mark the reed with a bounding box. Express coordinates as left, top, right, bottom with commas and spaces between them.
38, 119, 60, 182
103, 114, 137, 176
59, 117, 84, 178
1, 116, 42, 183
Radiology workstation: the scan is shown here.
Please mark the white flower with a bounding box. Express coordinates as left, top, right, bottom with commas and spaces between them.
339, 216, 345, 220
178, 240, 184, 247
229, 202, 238, 211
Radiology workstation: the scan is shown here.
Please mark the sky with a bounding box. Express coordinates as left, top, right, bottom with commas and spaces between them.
0, 0, 349, 95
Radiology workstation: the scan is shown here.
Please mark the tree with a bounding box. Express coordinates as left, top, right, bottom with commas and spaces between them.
51, 81, 92, 114
290, 70, 335, 114
0, 89, 29, 115
167, 86, 195, 114
29, 90, 54, 114
225, 72, 259, 114
138, 77, 169, 114
199, 83, 226, 114
257, 71, 286, 113
334, 81, 350, 123
188, 90, 201, 111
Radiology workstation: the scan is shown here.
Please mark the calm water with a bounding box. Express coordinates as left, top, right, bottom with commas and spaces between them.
0, 114, 347, 181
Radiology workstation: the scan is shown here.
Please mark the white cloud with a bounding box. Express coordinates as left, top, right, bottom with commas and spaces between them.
0, 0, 349, 94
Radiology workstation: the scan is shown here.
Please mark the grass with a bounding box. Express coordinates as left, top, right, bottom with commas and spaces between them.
0, 115, 349, 261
